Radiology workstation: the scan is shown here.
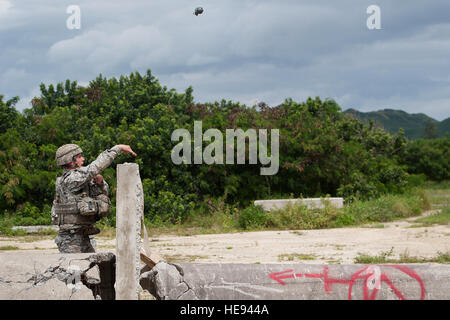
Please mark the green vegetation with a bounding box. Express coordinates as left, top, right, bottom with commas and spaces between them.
354, 247, 450, 264
137, 187, 432, 237
411, 207, 450, 227
0, 70, 448, 235
228, 188, 430, 231
333, 189, 430, 227
278, 253, 316, 261
0, 219, 27, 236
399, 138, 449, 181
0, 245, 19, 251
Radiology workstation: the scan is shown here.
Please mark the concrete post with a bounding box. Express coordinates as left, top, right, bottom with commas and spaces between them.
116, 163, 143, 300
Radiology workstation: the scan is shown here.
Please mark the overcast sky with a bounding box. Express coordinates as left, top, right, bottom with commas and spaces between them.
1, 0, 449, 120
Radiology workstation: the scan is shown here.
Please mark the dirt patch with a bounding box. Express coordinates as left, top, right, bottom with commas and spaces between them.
1, 210, 448, 264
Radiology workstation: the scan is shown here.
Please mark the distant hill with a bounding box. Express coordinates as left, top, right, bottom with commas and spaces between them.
439, 117, 450, 137
343, 108, 450, 139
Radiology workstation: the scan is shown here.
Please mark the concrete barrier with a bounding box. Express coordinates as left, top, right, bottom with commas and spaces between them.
140, 262, 450, 300
254, 198, 344, 211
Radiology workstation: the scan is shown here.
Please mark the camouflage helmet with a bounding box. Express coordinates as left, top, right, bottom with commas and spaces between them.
55, 144, 83, 167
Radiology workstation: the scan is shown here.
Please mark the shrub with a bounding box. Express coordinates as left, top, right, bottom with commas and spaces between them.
337, 189, 430, 225
238, 205, 268, 230
406, 173, 427, 188
267, 202, 336, 230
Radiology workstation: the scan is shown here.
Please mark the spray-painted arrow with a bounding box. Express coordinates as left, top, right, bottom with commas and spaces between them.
269, 269, 303, 285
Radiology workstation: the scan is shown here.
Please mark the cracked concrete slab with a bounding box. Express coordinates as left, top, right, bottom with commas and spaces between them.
0, 253, 115, 300
140, 262, 450, 300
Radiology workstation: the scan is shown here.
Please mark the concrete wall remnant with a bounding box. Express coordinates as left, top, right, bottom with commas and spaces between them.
254, 198, 344, 211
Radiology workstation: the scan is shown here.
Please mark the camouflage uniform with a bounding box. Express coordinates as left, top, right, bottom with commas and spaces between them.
53, 145, 122, 253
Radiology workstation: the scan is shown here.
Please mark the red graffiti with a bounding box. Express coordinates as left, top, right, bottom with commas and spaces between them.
269, 265, 425, 300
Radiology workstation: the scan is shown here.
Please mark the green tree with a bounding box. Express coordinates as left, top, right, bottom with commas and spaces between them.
423, 120, 438, 139
400, 138, 449, 181
0, 95, 19, 134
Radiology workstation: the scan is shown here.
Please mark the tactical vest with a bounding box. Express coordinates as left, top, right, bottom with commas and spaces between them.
53, 170, 110, 226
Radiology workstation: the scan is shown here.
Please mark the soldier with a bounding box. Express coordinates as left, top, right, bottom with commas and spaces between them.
52, 144, 137, 253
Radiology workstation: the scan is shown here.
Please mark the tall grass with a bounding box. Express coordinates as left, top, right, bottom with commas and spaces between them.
333, 189, 431, 227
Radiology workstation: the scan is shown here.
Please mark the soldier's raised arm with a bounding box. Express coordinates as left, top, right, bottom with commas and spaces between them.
64, 145, 137, 193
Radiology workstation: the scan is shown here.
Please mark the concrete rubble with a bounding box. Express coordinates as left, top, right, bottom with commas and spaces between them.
0, 253, 115, 300
140, 262, 196, 300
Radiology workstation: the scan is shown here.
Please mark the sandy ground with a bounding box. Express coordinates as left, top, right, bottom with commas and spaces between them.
1, 209, 448, 264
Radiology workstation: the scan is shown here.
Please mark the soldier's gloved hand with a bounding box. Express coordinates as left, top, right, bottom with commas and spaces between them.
118, 144, 137, 157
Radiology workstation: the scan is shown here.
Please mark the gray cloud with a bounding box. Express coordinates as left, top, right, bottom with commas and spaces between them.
1, 0, 449, 120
